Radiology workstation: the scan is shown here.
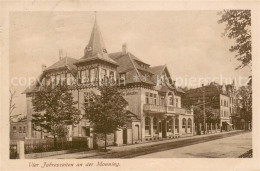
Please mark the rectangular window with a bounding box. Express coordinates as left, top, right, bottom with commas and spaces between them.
160, 96, 165, 106
119, 73, 126, 85
169, 96, 173, 106
154, 94, 157, 105
109, 71, 114, 80
19, 127, 22, 133
81, 70, 86, 83
153, 118, 158, 134
23, 126, 26, 133
120, 73, 126, 80
61, 73, 66, 84
90, 68, 96, 82
175, 98, 179, 108
56, 74, 61, 84
101, 69, 107, 80
145, 92, 149, 104
149, 93, 153, 104
145, 117, 150, 135
46, 77, 51, 86
51, 75, 55, 85
66, 73, 72, 85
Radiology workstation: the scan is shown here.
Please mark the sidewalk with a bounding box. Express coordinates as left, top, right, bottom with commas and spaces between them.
41, 130, 247, 159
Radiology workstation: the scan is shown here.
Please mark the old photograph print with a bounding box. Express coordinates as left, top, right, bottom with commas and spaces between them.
9, 11, 252, 160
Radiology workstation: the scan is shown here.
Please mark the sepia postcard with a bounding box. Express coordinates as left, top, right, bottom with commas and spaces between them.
1, 1, 260, 171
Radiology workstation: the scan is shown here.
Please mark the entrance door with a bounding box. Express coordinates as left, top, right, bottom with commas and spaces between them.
133, 125, 139, 141
162, 120, 166, 138
123, 129, 127, 144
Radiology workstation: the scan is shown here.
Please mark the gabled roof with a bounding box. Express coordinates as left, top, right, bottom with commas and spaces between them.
76, 18, 118, 66
23, 57, 78, 94
44, 57, 78, 74
150, 65, 165, 76
109, 52, 154, 85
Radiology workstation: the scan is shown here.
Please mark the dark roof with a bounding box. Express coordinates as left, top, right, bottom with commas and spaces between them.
150, 65, 165, 76
109, 52, 155, 85
44, 57, 78, 73
126, 110, 140, 121
76, 19, 118, 66
23, 57, 78, 94
176, 87, 185, 94
23, 82, 39, 94
185, 83, 227, 98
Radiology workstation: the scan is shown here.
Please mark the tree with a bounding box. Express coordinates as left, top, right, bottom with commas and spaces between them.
218, 10, 251, 70
32, 83, 81, 146
236, 85, 252, 129
9, 89, 21, 121
193, 106, 220, 134
84, 83, 128, 151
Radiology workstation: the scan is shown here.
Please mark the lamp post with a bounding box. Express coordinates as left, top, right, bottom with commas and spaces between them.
202, 84, 206, 134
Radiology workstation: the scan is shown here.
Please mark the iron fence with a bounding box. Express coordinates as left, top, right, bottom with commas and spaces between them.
24, 139, 88, 154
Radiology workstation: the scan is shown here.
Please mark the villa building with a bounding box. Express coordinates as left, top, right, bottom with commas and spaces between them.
22, 17, 194, 146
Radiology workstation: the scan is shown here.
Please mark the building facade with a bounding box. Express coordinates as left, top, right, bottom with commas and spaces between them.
22, 17, 194, 146
182, 82, 235, 131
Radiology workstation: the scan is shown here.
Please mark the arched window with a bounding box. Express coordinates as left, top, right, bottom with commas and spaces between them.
182, 118, 187, 133
188, 118, 192, 133
13, 126, 16, 133
145, 117, 150, 135
175, 118, 179, 133
19, 126, 22, 133
168, 119, 173, 132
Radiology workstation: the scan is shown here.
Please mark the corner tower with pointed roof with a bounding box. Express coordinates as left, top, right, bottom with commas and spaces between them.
74, 13, 118, 85
75, 14, 118, 66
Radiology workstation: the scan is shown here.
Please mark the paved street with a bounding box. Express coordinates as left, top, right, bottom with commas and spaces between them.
41, 131, 251, 159
137, 132, 252, 158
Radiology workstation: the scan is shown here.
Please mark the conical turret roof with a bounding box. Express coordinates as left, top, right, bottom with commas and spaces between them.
77, 15, 118, 66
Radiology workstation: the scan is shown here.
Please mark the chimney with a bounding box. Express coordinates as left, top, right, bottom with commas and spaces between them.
42, 64, 47, 72
59, 49, 63, 60
122, 43, 127, 54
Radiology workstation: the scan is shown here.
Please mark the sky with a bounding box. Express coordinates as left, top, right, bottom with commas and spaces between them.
9, 11, 251, 116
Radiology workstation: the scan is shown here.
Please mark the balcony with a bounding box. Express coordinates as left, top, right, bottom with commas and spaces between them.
167, 106, 186, 114
143, 104, 192, 115
143, 104, 166, 113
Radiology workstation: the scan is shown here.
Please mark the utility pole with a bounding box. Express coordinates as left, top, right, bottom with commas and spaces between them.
202, 84, 206, 134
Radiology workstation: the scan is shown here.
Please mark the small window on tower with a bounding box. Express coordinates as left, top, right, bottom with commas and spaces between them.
87, 46, 92, 51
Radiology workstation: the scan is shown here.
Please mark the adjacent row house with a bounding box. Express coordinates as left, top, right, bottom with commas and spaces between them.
182, 82, 238, 131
